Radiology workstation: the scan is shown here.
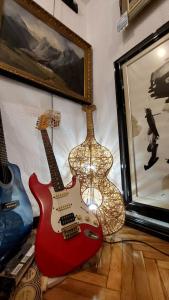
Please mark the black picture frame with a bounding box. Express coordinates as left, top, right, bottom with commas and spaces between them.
114, 21, 169, 240
61, 0, 78, 14
0, 0, 92, 104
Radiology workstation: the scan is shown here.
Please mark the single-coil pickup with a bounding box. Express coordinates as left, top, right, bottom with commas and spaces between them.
60, 213, 75, 225
49, 187, 69, 199
53, 191, 69, 199
62, 224, 80, 240
57, 203, 72, 211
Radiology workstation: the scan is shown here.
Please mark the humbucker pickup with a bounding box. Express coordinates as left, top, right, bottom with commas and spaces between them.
60, 213, 76, 226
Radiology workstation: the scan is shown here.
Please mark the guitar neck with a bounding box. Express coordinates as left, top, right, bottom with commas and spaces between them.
0, 110, 8, 165
85, 108, 95, 140
41, 129, 64, 192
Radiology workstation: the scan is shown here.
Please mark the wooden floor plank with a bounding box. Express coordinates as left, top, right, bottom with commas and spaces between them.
121, 244, 136, 300
107, 243, 122, 291
157, 260, 169, 270
69, 270, 107, 287
57, 278, 120, 300
133, 250, 152, 300
80, 249, 102, 273
144, 258, 166, 300
143, 251, 169, 261
43, 226, 169, 300
44, 286, 89, 300
159, 268, 169, 299
97, 243, 112, 276
114, 234, 165, 243
132, 243, 169, 254
148, 242, 169, 248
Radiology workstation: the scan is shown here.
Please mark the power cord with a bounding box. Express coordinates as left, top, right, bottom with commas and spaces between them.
104, 239, 169, 257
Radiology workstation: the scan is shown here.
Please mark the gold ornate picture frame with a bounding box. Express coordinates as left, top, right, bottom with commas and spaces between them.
0, 0, 92, 104
120, 0, 152, 19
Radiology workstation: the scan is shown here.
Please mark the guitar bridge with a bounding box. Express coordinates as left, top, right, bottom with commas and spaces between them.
62, 223, 80, 240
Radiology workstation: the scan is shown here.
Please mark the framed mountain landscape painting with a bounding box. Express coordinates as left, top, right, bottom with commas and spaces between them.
0, 0, 92, 104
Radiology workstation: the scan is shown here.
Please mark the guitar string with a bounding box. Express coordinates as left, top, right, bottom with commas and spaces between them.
88, 110, 97, 208
51, 0, 55, 188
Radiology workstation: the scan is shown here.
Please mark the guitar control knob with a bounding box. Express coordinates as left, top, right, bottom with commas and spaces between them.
77, 215, 82, 220
85, 216, 90, 222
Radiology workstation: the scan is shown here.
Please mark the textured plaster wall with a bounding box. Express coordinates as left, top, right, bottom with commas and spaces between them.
1, 0, 169, 215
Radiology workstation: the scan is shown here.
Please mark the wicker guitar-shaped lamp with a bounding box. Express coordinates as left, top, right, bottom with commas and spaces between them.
68, 105, 125, 236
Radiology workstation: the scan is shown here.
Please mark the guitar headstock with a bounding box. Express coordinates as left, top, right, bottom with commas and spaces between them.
47, 110, 61, 128
36, 110, 61, 130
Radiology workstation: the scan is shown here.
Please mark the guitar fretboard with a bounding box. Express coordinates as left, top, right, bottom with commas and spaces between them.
41, 130, 64, 192
0, 110, 8, 165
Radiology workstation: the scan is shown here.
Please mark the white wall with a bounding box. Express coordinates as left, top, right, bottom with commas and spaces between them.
85, 0, 169, 190
1, 0, 169, 215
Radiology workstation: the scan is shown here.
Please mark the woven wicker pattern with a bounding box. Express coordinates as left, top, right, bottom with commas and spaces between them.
69, 105, 125, 236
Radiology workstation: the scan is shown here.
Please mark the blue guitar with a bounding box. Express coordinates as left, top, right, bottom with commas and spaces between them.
0, 110, 33, 269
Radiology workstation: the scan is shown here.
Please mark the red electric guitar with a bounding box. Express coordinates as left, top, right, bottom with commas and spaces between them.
29, 111, 103, 277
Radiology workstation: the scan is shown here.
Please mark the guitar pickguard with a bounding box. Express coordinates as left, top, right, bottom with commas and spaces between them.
29, 173, 103, 276
50, 181, 99, 235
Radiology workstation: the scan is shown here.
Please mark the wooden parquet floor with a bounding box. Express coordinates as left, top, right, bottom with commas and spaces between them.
43, 226, 169, 300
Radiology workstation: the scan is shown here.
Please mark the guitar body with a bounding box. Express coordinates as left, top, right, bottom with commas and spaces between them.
0, 163, 33, 261
29, 173, 103, 277
69, 105, 125, 236
81, 176, 126, 235
69, 138, 113, 177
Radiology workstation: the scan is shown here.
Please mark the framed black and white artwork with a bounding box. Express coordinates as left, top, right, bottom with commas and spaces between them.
114, 21, 169, 238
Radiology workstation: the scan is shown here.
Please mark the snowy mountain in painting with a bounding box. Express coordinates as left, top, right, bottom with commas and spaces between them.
1, 15, 37, 50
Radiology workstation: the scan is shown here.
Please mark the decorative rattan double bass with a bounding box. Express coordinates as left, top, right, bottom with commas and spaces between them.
68, 105, 125, 236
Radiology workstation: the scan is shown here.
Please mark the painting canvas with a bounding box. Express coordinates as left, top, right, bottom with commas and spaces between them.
0, 0, 92, 103
119, 33, 169, 210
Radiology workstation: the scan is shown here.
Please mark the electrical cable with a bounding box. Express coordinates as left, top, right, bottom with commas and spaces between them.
53, 0, 56, 16
104, 239, 169, 257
